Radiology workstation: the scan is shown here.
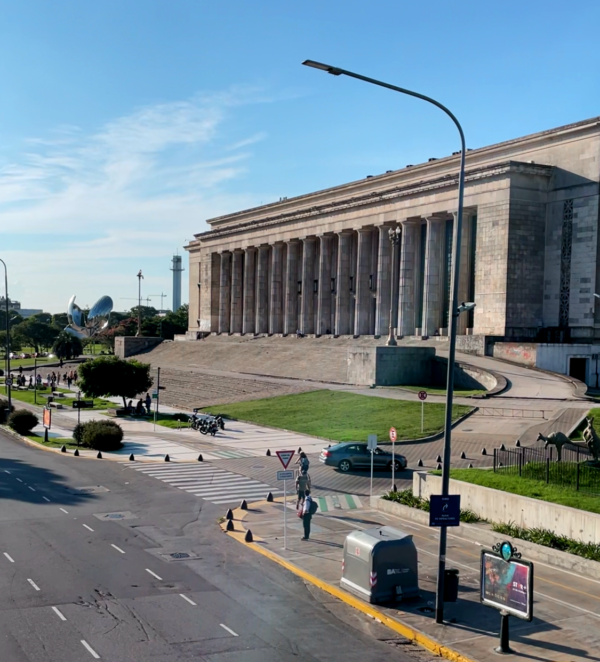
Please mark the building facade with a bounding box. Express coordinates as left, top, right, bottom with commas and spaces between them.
185, 117, 600, 343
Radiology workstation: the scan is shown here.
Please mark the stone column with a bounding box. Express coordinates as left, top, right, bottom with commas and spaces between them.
242, 248, 256, 334
335, 232, 352, 335
421, 217, 446, 337
229, 250, 243, 334
218, 251, 231, 334
256, 245, 270, 334
300, 237, 316, 334
398, 220, 421, 336
354, 228, 372, 336
269, 242, 284, 334
316, 235, 332, 335
284, 240, 299, 335
456, 211, 473, 335
375, 226, 391, 336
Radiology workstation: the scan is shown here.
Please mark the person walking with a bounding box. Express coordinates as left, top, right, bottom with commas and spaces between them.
295, 470, 311, 509
145, 392, 152, 414
67, 374, 72, 388
301, 489, 317, 541
296, 451, 310, 474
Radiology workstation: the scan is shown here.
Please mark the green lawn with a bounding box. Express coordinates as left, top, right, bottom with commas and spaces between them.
448, 468, 600, 515
26, 434, 80, 450
396, 385, 486, 397
154, 413, 191, 429
2, 357, 53, 369
1, 385, 113, 410
202, 390, 472, 442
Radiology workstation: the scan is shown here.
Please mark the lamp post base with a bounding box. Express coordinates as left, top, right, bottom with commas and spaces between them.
386, 324, 397, 346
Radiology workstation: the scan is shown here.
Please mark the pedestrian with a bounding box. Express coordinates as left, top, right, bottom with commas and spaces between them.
73, 370, 78, 383
18, 365, 23, 375
145, 392, 152, 414
67, 375, 72, 388
28, 376, 33, 388
135, 399, 144, 416
56, 373, 61, 385
59, 358, 63, 368
295, 470, 311, 509
301, 489, 318, 541
296, 451, 310, 473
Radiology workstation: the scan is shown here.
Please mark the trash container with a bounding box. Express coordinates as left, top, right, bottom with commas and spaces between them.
341, 526, 419, 604
443, 568, 459, 602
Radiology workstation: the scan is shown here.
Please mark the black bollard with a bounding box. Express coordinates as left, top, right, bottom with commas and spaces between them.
460, 451, 466, 459
244, 529, 254, 543
240, 499, 248, 510
481, 448, 487, 456
436, 455, 442, 463
97, 451, 102, 459
225, 508, 234, 520
417, 459, 423, 467
226, 519, 234, 531
164, 454, 170, 462
197, 454, 203, 462
266, 492, 274, 502
74, 449, 80, 457
515, 440, 521, 447
436, 462, 442, 470
129, 453, 135, 461
266, 449, 271, 456
61, 445, 67, 453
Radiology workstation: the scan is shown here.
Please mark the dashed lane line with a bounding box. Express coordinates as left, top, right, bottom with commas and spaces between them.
59, 508, 69, 514
42, 496, 50, 502
146, 569, 162, 581
180, 594, 197, 606
83, 524, 94, 532
3, 552, 15, 563
81, 640, 100, 659
111, 544, 125, 554
16, 478, 23, 483
28, 486, 36, 492
52, 606, 67, 621
4, 470, 10, 474
220, 624, 239, 637
27, 578, 40, 591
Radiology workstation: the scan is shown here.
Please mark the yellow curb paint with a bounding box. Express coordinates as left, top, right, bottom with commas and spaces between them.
224, 499, 477, 662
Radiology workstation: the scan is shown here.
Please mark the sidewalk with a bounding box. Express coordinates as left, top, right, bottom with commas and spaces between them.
222, 497, 600, 662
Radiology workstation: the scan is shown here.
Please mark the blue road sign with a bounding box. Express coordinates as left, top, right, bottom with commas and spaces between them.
429, 494, 461, 527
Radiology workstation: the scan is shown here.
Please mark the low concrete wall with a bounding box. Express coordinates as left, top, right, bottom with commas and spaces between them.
115, 336, 163, 359
370, 496, 600, 580
413, 472, 600, 544
432, 357, 498, 391
347, 347, 435, 386
491, 342, 537, 367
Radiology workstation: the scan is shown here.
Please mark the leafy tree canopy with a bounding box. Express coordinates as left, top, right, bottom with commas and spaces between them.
13, 319, 59, 352
78, 356, 153, 408
52, 332, 83, 360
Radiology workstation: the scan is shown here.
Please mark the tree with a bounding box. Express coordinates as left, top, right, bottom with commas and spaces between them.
12, 319, 59, 353
52, 332, 83, 360
78, 356, 153, 408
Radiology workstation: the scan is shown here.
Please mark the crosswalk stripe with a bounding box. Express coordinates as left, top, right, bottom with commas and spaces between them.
188, 484, 269, 496
160, 474, 231, 483
168, 476, 253, 485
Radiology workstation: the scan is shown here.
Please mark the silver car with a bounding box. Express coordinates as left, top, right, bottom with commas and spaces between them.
319, 442, 407, 473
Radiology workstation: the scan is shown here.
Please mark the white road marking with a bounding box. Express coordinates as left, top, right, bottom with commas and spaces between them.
4, 470, 10, 474
83, 524, 94, 532
59, 508, 69, 514
42, 496, 50, 502
111, 544, 125, 554
52, 606, 67, 621
28, 486, 36, 492
27, 578, 40, 591
16, 478, 23, 483
145, 568, 162, 580
3, 552, 15, 563
220, 624, 238, 637
81, 640, 100, 658
179, 593, 197, 606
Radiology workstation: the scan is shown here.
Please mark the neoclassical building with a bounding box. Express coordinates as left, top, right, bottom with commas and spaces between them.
185, 116, 600, 343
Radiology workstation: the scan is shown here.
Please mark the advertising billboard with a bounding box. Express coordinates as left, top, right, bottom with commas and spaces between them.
480, 550, 533, 621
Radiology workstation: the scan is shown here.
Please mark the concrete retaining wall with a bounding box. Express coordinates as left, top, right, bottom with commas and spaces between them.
413, 472, 600, 544
346, 346, 435, 386
370, 496, 600, 580
491, 342, 537, 366
432, 357, 498, 391
115, 336, 163, 359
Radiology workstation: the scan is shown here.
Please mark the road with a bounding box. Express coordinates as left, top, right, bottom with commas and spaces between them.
0, 429, 434, 662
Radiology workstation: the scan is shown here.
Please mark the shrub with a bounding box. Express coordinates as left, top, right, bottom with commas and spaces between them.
171, 413, 189, 422
0, 398, 15, 424
80, 420, 123, 451
8, 409, 39, 434
73, 423, 84, 445
382, 489, 484, 522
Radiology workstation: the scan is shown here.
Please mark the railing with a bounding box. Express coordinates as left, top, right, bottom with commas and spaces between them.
494, 444, 600, 495
476, 408, 549, 419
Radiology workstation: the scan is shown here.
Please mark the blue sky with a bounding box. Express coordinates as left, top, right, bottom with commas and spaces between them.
1, 0, 599, 313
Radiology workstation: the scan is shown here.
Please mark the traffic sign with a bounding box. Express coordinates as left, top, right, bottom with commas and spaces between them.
389, 427, 397, 442
418, 390, 428, 401
367, 434, 377, 450
277, 470, 295, 481
275, 449, 295, 469
429, 494, 461, 527
4, 378, 13, 387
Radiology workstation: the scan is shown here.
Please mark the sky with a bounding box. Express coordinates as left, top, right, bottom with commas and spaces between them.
1, 0, 599, 314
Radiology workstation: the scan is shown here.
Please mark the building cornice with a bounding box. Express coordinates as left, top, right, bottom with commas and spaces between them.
187, 161, 552, 246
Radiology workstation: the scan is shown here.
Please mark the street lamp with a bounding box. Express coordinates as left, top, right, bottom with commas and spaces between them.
136, 270, 144, 337
0, 258, 11, 411
387, 227, 401, 346
302, 60, 467, 624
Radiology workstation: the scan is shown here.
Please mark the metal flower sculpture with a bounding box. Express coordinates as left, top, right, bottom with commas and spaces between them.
65, 295, 113, 339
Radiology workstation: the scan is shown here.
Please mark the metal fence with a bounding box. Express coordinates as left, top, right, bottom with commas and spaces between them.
493, 444, 600, 495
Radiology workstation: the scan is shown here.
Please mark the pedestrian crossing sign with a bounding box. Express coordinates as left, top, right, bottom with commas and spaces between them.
275, 450, 295, 469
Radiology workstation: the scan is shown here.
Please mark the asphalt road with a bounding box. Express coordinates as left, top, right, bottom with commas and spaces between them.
0, 429, 433, 662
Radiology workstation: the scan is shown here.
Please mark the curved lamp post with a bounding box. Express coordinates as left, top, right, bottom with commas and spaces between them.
302, 60, 466, 624
0, 259, 11, 411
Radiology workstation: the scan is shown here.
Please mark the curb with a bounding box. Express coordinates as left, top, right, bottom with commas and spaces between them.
220, 499, 476, 662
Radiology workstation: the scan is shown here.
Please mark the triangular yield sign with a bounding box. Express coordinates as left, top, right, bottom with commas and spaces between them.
275, 449, 295, 469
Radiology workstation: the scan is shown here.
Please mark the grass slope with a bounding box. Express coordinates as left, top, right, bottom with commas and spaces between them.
449, 468, 600, 515
203, 390, 472, 442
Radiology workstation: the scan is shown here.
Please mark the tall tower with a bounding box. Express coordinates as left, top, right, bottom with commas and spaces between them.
171, 254, 184, 312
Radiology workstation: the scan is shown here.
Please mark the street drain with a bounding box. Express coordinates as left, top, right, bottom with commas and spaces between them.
170, 552, 190, 559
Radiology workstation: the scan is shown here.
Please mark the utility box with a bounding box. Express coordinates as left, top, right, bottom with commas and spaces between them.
341, 526, 419, 604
